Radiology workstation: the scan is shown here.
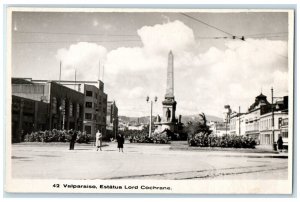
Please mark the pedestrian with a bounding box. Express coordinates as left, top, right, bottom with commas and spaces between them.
277, 136, 283, 152
95, 130, 103, 151
116, 133, 124, 152
69, 130, 77, 150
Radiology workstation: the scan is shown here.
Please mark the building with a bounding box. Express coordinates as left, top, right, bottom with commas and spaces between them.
48, 82, 84, 131
244, 93, 270, 140
280, 117, 289, 149
229, 93, 289, 148
12, 95, 49, 143
210, 121, 230, 136
106, 100, 118, 138
229, 112, 246, 136
12, 78, 109, 142
83, 81, 107, 139
12, 79, 84, 131
258, 96, 288, 145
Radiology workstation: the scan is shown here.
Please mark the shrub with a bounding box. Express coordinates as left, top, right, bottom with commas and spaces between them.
23, 130, 91, 143
188, 134, 257, 148
127, 132, 170, 144
152, 132, 170, 144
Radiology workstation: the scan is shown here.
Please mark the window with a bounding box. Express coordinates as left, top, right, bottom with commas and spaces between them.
85, 102, 92, 108
86, 90, 93, 97
51, 97, 57, 114
76, 104, 80, 117
282, 131, 288, 138
60, 99, 66, 115
85, 113, 92, 120
69, 102, 73, 117
85, 125, 92, 135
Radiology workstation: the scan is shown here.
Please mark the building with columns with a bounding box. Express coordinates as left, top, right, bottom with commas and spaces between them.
11, 78, 108, 142
12, 79, 84, 133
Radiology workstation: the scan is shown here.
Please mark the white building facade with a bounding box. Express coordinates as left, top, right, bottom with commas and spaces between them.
229, 93, 288, 147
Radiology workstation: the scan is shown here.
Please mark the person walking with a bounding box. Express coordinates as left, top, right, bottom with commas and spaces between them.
277, 136, 283, 152
116, 133, 124, 152
95, 130, 103, 151
69, 130, 77, 150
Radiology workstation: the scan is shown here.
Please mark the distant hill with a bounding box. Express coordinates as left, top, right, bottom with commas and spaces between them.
119, 114, 223, 125
119, 116, 150, 125
180, 114, 223, 123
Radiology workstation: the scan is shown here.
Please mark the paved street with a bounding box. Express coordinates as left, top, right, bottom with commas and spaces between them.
10, 142, 288, 180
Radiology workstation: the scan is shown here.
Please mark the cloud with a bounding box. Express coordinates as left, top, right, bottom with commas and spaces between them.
55, 20, 288, 117
56, 42, 107, 80
128, 87, 145, 99
137, 20, 196, 54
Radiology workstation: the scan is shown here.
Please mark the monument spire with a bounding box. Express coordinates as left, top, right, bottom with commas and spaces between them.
165, 50, 174, 99
158, 50, 178, 132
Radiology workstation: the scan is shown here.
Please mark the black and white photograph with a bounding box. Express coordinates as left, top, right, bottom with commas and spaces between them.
5, 7, 294, 194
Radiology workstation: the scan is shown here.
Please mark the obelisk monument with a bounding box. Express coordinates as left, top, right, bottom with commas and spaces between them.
159, 51, 178, 132
165, 51, 174, 99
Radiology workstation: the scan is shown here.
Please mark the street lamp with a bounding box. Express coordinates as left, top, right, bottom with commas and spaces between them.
146, 96, 157, 137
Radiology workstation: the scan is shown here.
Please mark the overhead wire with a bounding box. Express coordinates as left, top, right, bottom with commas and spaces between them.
180, 12, 288, 59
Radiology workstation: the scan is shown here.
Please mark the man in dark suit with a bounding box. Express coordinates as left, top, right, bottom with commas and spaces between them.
69, 130, 78, 150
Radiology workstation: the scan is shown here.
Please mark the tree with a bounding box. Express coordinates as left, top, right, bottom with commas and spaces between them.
185, 113, 212, 146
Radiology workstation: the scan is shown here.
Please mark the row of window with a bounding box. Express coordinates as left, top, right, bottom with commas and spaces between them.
260, 118, 272, 131
231, 117, 286, 132
245, 122, 259, 132
84, 113, 106, 122
85, 91, 107, 103
85, 102, 107, 113
259, 134, 271, 145
51, 97, 82, 117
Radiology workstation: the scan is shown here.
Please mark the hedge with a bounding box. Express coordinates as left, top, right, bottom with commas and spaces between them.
188, 134, 256, 148
129, 132, 170, 144
23, 129, 91, 143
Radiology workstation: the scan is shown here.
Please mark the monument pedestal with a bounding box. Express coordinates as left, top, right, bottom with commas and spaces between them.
154, 121, 178, 133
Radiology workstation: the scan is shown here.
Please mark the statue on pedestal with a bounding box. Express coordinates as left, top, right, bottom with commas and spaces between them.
156, 114, 161, 123
166, 108, 171, 122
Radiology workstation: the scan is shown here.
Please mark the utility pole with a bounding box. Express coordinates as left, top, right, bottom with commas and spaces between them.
271, 87, 275, 150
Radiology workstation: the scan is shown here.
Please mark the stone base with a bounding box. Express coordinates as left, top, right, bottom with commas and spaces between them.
154, 122, 178, 133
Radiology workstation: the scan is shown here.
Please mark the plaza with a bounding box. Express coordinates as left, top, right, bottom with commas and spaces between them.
11, 142, 288, 180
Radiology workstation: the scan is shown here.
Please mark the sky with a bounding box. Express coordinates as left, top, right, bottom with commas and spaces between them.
11, 10, 290, 118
